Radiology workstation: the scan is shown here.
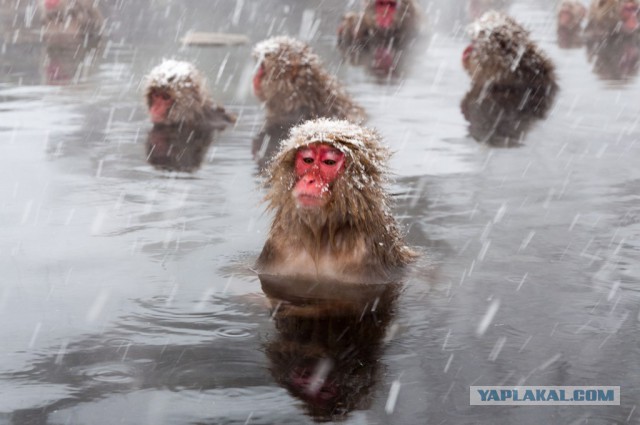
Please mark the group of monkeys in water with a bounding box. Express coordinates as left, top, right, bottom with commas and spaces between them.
42, 0, 640, 285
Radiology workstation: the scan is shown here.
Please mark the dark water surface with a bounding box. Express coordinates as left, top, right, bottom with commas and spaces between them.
1, 0, 639, 424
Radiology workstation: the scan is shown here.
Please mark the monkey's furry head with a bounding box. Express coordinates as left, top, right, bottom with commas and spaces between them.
252, 37, 365, 124
266, 118, 391, 211
144, 59, 213, 126
466, 12, 556, 85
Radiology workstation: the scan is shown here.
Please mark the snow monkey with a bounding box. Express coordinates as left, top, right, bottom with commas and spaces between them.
585, 0, 639, 39
461, 12, 558, 145
337, 0, 422, 51
584, 0, 640, 80
252, 36, 366, 128
144, 59, 236, 130
557, 0, 588, 48
256, 118, 416, 284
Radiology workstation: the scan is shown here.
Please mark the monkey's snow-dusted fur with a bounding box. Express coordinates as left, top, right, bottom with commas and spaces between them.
338, 0, 422, 50
257, 118, 416, 283
465, 12, 558, 118
253, 37, 366, 126
144, 59, 235, 129
41, 0, 104, 39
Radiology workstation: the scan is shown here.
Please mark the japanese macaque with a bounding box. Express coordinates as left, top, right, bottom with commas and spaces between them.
262, 274, 399, 420
461, 12, 558, 146
557, 0, 588, 48
256, 119, 416, 284
585, 0, 640, 80
585, 0, 639, 40
145, 125, 214, 172
252, 36, 365, 128
338, 0, 422, 52
144, 59, 236, 130
40, 0, 104, 41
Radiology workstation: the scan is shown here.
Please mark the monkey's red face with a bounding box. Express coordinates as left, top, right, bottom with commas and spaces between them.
558, 8, 576, 28
294, 143, 346, 208
44, 0, 61, 11
149, 90, 174, 124
253, 63, 266, 101
375, 0, 398, 29
462, 44, 474, 71
620, 2, 639, 33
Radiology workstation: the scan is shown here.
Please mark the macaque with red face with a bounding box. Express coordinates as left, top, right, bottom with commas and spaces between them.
557, 0, 588, 48
338, 0, 422, 51
252, 37, 365, 128
585, 0, 639, 40
144, 59, 235, 130
461, 12, 558, 145
585, 0, 640, 79
256, 118, 416, 283
40, 0, 103, 41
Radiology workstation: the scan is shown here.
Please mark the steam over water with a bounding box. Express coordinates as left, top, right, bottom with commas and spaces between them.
1, 0, 639, 423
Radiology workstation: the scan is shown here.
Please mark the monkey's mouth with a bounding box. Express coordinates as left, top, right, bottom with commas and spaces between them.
296, 194, 327, 208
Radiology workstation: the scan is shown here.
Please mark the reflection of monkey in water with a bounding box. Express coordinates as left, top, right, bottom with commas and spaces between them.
145, 125, 214, 173
585, 0, 640, 80
461, 12, 558, 146
256, 119, 416, 284
261, 274, 400, 421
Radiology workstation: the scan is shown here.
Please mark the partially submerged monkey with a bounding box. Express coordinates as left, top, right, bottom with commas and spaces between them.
256, 118, 416, 284
557, 0, 588, 48
144, 59, 235, 131
584, 0, 640, 80
461, 12, 558, 145
585, 0, 639, 41
252, 36, 365, 128
40, 0, 104, 41
338, 0, 422, 51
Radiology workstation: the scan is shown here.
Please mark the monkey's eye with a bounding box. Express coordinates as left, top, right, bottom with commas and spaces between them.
161, 93, 171, 101
303, 157, 314, 164
323, 159, 337, 166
